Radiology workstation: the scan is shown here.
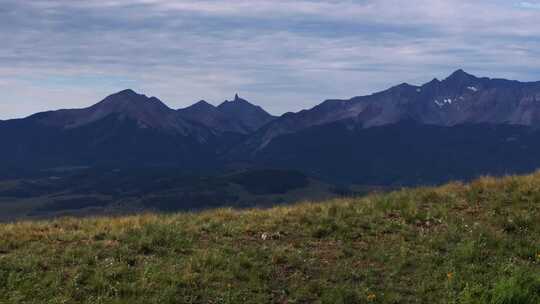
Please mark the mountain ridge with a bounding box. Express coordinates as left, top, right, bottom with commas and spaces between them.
237, 69, 540, 152
3, 69, 540, 185
7, 69, 540, 132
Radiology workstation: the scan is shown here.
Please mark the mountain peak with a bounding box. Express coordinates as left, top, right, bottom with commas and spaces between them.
81, 89, 175, 128
110, 89, 142, 99
117, 88, 137, 95
219, 95, 258, 109
27, 89, 175, 130
99, 89, 148, 105
219, 95, 252, 108
230, 94, 249, 104
438, 69, 480, 92
451, 68, 467, 75
179, 100, 216, 113
445, 69, 477, 81
97, 89, 169, 109
392, 82, 417, 90
217, 96, 275, 131
193, 100, 215, 108
103, 89, 166, 106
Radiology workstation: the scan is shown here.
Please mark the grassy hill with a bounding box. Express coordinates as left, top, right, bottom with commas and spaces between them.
1, 173, 540, 303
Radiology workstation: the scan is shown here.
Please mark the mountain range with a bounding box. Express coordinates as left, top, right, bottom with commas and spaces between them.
3, 69, 540, 185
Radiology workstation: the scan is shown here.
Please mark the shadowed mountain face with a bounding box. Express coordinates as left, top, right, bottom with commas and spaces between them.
251, 120, 540, 185
240, 70, 540, 151
0, 90, 241, 170
3, 70, 540, 185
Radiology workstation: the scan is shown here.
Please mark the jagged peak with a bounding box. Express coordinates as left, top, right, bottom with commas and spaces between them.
218, 95, 274, 120
220, 94, 253, 107
232, 94, 249, 103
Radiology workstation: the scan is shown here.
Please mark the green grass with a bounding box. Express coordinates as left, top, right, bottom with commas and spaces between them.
1, 173, 540, 303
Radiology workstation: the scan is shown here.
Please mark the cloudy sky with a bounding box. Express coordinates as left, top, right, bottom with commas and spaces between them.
2, 0, 540, 119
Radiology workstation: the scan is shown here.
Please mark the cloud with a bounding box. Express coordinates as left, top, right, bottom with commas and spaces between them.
519, 1, 540, 9
1, 0, 540, 119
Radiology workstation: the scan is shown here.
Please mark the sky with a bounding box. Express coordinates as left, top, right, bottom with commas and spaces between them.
2, 0, 540, 119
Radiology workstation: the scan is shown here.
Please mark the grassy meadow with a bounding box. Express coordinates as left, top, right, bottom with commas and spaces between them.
1, 173, 540, 303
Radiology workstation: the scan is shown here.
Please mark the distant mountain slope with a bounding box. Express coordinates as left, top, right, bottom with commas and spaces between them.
239, 70, 540, 151
0, 90, 235, 169
0, 112, 219, 169
28, 90, 186, 132
251, 120, 540, 185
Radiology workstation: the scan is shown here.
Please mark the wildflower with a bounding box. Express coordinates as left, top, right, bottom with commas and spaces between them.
447, 272, 454, 280
367, 293, 376, 301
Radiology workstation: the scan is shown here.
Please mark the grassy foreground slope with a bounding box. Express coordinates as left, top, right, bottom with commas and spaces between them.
1, 174, 540, 303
